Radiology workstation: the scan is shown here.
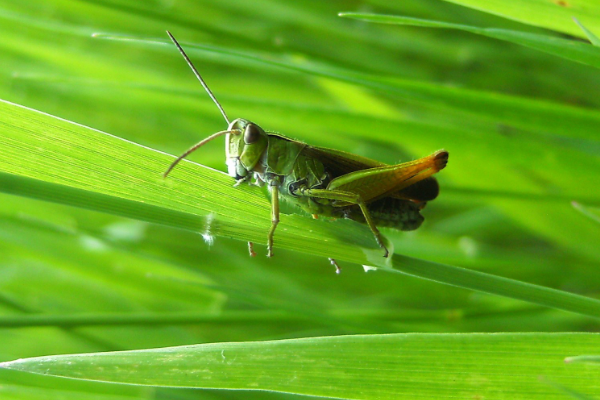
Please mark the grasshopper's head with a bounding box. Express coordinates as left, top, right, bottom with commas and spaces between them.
226, 118, 269, 179
162, 33, 268, 181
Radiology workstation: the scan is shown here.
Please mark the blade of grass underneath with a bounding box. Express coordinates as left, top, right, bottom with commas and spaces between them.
1, 333, 599, 399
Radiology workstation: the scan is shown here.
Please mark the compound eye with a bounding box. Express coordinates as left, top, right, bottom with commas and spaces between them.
244, 124, 260, 144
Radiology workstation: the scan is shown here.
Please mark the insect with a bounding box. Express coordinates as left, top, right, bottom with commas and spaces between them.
163, 32, 448, 268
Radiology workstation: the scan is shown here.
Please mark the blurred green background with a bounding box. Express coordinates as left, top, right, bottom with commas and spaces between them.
1, 0, 600, 399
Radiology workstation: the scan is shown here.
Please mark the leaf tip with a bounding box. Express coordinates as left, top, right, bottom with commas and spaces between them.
0, 358, 26, 371
572, 17, 600, 46
563, 355, 600, 364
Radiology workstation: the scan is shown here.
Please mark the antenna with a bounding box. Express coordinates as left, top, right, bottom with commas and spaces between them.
166, 30, 230, 125
163, 129, 236, 178
163, 32, 240, 178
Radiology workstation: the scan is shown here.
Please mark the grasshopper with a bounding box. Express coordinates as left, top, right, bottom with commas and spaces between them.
163, 32, 448, 267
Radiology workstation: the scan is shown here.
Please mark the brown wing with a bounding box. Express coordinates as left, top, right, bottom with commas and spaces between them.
303, 146, 385, 178
392, 176, 440, 202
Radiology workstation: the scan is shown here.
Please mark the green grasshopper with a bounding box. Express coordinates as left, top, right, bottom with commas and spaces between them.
163, 32, 448, 267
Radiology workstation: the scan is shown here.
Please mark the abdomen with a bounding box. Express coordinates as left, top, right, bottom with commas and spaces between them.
343, 198, 424, 231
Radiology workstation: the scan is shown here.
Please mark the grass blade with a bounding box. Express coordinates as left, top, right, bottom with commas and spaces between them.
573, 17, 600, 46
2, 333, 599, 399
1, 98, 600, 319
437, 0, 600, 37
339, 13, 600, 69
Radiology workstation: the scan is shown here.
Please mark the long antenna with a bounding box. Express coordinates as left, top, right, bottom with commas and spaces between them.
163, 129, 237, 178
166, 30, 230, 125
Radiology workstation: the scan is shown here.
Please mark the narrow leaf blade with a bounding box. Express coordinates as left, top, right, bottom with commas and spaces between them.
2, 333, 599, 400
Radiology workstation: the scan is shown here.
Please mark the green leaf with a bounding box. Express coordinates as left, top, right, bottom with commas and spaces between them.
565, 355, 600, 364
573, 17, 600, 46
0, 99, 378, 260
2, 99, 600, 319
540, 377, 597, 400
338, 13, 600, 69
572, 202, 600, 224
437, 0, 600, 37
2, 333, 599, 399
